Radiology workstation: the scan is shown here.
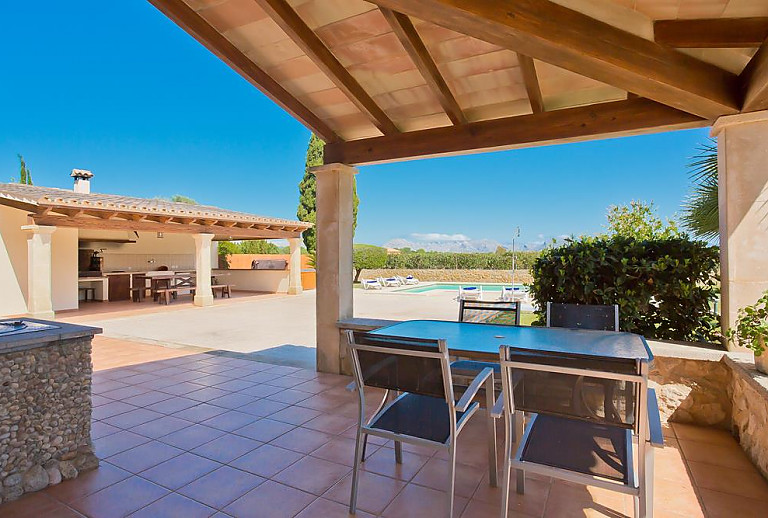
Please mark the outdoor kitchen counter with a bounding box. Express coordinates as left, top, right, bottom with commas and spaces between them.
0, 319, 102, 354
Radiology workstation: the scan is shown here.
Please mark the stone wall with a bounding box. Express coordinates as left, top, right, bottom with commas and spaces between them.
0, 337, 98, 503
360, 269, 533, 284
726, 356, 768, 479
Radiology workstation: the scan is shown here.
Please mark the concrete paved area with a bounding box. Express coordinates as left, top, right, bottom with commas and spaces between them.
63, 289, 469, 367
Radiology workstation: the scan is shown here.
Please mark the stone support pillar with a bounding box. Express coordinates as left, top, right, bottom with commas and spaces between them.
313, 163, 356, 373
712, 111, 768, 349
288, 237, 303, 295
193, 233, 215, 307
21, 225, 57, 319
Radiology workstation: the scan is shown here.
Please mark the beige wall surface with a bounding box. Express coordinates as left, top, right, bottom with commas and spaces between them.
52, 227, 78, 311
79, 230, 198, 271
0, 205, 29, 316
212, 269, 289, 293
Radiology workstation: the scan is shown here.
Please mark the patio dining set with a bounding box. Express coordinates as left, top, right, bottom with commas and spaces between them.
345, 300, 663, 518
130, 273, 232, 304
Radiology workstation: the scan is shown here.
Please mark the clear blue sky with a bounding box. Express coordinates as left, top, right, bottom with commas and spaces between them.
0, 1, 710, 248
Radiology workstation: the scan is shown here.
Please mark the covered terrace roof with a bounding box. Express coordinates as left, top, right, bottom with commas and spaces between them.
0, 183, 311, 240
149, 0, 768, 164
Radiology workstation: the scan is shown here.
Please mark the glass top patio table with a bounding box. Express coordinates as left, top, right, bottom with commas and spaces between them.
369, 319, 653, 363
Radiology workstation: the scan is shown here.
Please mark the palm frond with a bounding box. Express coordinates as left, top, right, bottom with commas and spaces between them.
681, 139, 719, 240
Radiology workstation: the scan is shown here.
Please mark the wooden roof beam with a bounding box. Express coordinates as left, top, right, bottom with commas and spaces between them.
324, 97, 705, 165
516, 54, 544, 113
655, 18, 768, 48
255, 0, 398, 135
147, 0, 338, 142
380, 8, 466, 125
741, 38, 768, 112
366, 0, 740, 119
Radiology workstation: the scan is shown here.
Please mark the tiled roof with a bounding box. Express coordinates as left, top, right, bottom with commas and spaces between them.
0, 183, 311, 229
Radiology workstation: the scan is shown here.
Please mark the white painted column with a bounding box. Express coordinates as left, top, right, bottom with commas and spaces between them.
313, 163, 356, 374
21, 225, 57, 319
193, 233, 215, 307
288, 237, 303, 295
712, 111, 768, 349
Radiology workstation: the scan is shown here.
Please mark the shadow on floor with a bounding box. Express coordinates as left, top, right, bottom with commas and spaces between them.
206, 344, 317, 370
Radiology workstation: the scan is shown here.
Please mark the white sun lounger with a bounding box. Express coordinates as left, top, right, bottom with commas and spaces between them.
362, 279, 383, 290
379, 277, 402, 287
397, 275, 419, 285
459, 285, 482, 300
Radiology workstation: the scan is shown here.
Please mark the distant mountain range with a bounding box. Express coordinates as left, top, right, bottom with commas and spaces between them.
383, 237, 551, 253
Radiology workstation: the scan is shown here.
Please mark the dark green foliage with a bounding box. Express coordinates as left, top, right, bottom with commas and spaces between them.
170, 194, 197, 204
297, 133, 358, 253
353, 244, 388, 282
385, 250, 540, 270
605, 201, 680, 239
16, 155, 33, 185
528, 236, 720, 341
681, 140, 719, 240
216, 240, 281, 268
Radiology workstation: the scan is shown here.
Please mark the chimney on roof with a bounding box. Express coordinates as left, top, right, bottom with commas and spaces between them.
71, 169, 93, 194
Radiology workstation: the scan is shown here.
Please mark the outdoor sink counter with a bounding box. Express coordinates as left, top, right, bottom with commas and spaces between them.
0, 319, 101, 503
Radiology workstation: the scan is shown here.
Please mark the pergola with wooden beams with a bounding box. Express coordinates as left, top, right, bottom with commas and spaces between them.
148, 0, 768, 372
0, 184, 311, 240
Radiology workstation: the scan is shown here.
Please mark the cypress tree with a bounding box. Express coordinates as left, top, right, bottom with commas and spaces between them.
17, 154, 33, 185
297, 134, 358, 253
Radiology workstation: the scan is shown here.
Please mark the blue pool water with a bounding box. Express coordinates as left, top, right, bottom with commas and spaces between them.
397, 283, 528, 294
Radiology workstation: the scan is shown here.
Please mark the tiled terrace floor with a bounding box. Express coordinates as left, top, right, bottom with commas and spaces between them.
1, 337, 767, 518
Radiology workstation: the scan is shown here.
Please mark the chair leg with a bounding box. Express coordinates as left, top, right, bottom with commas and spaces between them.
350, 429, 365, 514
501, 414, 513, 518
360, 435, 368, 462
514, 411, 525, 494
394, 440, 403, 464
485, 380, 498, 487
448, 439, 457, 518
640, 445, 654, 518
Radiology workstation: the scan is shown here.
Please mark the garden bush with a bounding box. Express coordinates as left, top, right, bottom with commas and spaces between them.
528, 236, 720, 342
353, 245, 388, 282
385, 251, 539, 270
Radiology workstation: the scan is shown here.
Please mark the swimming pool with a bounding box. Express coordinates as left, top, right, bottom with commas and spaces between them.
396, 283, 528, 294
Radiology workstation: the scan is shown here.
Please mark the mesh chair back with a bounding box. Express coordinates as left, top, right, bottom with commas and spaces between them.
546, 302, 619, 331
459, 300, 521, 326
348, 331, 449, 400
500, 346, 640, 429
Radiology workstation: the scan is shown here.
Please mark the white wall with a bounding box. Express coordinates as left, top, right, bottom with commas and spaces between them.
52, 227, 78, 311
79, 230, 196, 271
0, 206, 29, 316
212, 269, 289, 293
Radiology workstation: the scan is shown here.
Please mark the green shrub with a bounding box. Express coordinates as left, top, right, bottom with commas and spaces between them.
353, 245, 388, 282
528, 236, 720, 342
385, 251, 539, 270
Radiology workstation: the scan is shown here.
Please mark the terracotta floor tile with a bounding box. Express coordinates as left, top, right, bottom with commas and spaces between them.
473, 472, 551, 517
653, 477, 704, 517
229, 444, 304, 478
653, 442, 691, 482
140, 452, 221, 490
266, 388, 313, 405
411, 457, 486, 498
381, 481, 469, 518
302, 414, 356, 435
201, 410, 258, 432
94, 429, 150, 458
44, 462, 132, 503
241, 371, 282, 385
128, 492, 216, 518
238, 399, 289, 418
274, 456, 352, 495
146, 396, 200, 415
270, 426, 333, 454
688, 460, 768, 501
0, 491, 80, 518
132, 415, 194, 439
192, 434, 262, 463
186, 387, 233, 403
173, 402, 229, 423
671, 423, 735, 445
207, 392, 256, 410
178, 465, 265, 509
543, 481, 628, 518
103, 408, 165, 429
159, 424, 225, 450
215, 379, 256, 392
265, 375, 309, 389
121, 390, 174, 407
311, 436, 379, 467
194, 374, 232, 387
269, 405, 323, 425
100, 385, 149, 400
91, 420, 122, 441
235, 418, 295, 442
70, 476, 169, 518
107, 441, 185, 473
698, 487, 767, 518
295, 497, 376, 518
678, 438, 757, 470
92, 401, 137, 421
224, 480, 315, 518
361, 445, 430, 481
323, 470, 407, 515
238, 383, 283, 398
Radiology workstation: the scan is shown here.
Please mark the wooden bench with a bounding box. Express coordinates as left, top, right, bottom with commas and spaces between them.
155, 288, 179, 305
130, 287, 147, 302
211, 284, 233, 298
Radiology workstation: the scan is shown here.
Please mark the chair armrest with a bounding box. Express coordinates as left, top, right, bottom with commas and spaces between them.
490, 393, 504, 419
647, 388, 664, 448
455, 367, 494, 412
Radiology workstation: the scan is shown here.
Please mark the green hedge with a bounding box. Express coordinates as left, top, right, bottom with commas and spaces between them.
528, 236, 720, 342
384, 251, 539, 270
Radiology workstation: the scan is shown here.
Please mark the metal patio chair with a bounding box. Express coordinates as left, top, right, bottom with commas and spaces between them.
546, 302, 620, 331
497, 344, 664, 518
345, 330, 498, 517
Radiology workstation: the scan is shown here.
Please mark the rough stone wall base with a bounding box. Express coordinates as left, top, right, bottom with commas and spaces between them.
361, 269, 533, 284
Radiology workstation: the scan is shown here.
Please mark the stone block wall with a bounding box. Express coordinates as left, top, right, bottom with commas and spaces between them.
360, 269, 533, 284
0, 337, 98, 503
726, 357, 768, 479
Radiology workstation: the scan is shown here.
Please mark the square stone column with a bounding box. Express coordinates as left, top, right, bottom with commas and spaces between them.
21, 225, 57, 319
193, 233, 215, 307
288, 237, 303, 295
313, 163, 356, 373
712, 111, 768, 349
